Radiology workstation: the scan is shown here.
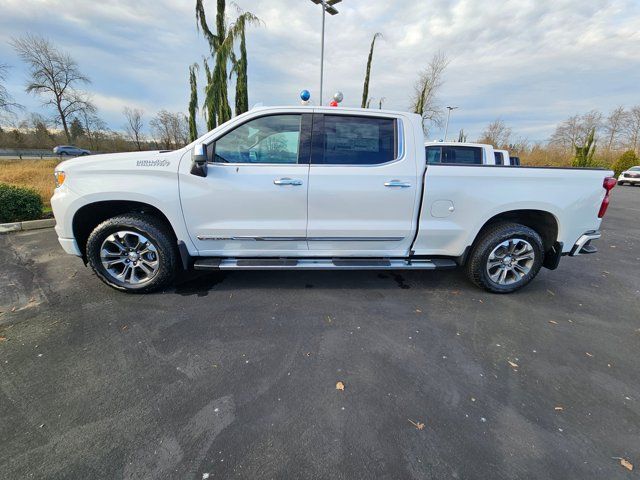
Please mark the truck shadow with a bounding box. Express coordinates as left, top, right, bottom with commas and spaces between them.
172, 268, 464, 297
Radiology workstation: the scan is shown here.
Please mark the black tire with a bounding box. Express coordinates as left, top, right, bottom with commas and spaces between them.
617, 181, 624, 185
465, 222, 544, 293
86, 213, 177, 293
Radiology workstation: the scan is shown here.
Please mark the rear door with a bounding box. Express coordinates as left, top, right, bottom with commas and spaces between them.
306, 113, 419, 256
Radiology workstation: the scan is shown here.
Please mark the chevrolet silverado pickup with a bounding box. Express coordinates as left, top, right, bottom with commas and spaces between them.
51, 106, 616, 293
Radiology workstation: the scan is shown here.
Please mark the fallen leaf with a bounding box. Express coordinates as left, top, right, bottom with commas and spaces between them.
549, 320, 558, 325
478, 299, 484, 303
415, 309, 422, 313
450, 290, 461, 295
11, 307, 16, 312
585, 352, 593, 357
408, 419, 425, 430
121, 325, 128, 331
508, 360, 519, 368
336, 381, 345, 391
554, 406, 564, 411
0, 336, 6, 341
621, 458, 633, 471
547, 289, 555, 296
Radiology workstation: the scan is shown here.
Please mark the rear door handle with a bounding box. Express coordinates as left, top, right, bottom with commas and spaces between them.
274, 177, 303, 186
384, 180, 411, 188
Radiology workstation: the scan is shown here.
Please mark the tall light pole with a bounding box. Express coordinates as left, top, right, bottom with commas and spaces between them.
444, 106, 458, 141
310, 0, 341, 105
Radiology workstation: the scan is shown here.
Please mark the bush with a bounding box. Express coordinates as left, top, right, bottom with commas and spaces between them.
0, 183, 44, 223
612, 150, 639, 177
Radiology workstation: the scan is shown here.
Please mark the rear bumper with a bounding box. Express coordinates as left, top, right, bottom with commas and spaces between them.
569, 230, 601, 256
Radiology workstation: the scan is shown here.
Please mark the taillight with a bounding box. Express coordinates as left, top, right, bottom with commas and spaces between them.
598, 176, 616, 218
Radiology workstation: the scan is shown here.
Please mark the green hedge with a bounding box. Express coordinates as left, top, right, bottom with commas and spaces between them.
612, 151, 639, 177
0, 183, 44, 223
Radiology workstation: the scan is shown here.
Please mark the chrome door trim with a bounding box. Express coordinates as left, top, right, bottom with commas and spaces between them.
307, 237, 405, 242
197, 236, 306, 241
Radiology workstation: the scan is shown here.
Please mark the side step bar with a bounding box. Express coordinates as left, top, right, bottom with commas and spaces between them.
194, 258, 457, 271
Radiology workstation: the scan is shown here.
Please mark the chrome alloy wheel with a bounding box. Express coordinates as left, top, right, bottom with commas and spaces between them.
100, 231, 159, 285
486, 238, 535, 285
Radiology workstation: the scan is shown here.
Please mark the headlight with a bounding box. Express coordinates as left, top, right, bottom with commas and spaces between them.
54, 170, 66, 188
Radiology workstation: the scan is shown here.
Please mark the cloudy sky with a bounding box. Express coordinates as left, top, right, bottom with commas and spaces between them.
1, 0, 639, 142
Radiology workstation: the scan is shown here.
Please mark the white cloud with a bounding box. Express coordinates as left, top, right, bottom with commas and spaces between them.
0, 0, 639, 141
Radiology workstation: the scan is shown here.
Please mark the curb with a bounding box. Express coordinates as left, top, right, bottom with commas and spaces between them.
0, 218, 56, 234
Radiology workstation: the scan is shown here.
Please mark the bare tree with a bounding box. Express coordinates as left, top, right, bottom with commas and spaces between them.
123, 107, 145, 150
549, 110, 603, 153
624, 106, 640, 154
604, 106, 628, 151
150, 110, 189, 150
0, 64, 23, 115
478, 119, 512, 148
78, 109, 109, 151
11, 34, 94, 142
410, 51, 449, 135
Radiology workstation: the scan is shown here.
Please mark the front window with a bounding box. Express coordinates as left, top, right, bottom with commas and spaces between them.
630, 167, 640, 171
213, 115, 302, 164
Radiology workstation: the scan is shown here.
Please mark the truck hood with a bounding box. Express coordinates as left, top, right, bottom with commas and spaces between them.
56, 150, 182, 174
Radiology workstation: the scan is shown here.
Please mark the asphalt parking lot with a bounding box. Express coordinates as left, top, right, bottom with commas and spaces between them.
1, 186, 639, 479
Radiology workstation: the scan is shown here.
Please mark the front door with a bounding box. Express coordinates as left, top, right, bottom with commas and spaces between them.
180, 113, 311, 256
306, 113, 419, 257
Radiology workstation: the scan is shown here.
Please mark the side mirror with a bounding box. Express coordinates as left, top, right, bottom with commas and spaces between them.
190, 143, 208, 177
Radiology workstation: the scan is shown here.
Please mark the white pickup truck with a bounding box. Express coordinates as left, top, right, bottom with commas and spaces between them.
51, 106, 616, 293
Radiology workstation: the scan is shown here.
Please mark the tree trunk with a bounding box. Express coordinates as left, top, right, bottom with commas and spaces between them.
57, 102, 71, 142
361, 33, 381, 109
235, 26, 249, 115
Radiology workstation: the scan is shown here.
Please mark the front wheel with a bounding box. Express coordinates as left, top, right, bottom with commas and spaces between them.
466, 222, 544, 293
86, 213, 177, 293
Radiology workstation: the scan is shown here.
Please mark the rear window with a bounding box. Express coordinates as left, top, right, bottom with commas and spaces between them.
319, 115, 396, 165
494, 152, 504, 165
426, 146, 441, 164
442, 146, 482, 165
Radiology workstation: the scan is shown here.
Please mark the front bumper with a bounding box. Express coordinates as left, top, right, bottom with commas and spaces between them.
58, 236, 82, 256
569, 230, 601, 256
619, 176, 640, 183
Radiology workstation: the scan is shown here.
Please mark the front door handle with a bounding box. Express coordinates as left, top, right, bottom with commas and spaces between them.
384, 180, 411, 188
274, 177, 303, 186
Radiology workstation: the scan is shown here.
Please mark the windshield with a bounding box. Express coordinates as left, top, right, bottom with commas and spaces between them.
629, 167, 640, 171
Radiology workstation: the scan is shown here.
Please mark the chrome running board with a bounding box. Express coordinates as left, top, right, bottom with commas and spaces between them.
193, 258, 457, 271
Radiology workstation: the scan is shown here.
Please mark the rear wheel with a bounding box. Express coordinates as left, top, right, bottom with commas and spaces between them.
86, 213, 177, 293
466, 222, 544, 293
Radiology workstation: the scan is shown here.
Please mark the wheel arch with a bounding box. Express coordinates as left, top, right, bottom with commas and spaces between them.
72, 200, 177, 260
461, 209, 560, 265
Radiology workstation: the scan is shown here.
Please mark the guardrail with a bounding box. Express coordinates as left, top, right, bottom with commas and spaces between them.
0, 148, 58, 159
